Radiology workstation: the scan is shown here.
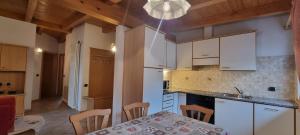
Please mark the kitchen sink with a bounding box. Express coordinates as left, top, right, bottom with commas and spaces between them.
221, 93, 253, 99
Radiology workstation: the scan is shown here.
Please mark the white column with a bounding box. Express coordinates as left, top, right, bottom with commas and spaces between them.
112, 25, 129, 125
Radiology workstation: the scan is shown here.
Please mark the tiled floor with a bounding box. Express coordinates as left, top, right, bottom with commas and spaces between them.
20, 98, 78, 135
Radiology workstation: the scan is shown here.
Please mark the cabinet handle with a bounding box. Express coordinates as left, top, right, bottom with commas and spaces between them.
158, 70, 163, 72
158, 65, 164, 67
264, 108, 279, 112
221, 67, 231, 69
215, 100, 225, 103
202, 54, 209, 56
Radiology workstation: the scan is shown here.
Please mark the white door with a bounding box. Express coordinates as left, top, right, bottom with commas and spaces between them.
166, 40, 177, 69
143, 68, 163, 114
220, 32, 256, 70
193, 38, 219, 58
215, 98, 253, 135
177, 42, 192, 70
254, 104, 294, 135
144, 27, 166, 68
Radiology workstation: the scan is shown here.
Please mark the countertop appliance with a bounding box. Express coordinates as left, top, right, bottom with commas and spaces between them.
163, 80, 169, 90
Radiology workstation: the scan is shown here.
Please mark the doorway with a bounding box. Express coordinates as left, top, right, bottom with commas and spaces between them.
88, 48, 114, 110
40, 52, 64, 99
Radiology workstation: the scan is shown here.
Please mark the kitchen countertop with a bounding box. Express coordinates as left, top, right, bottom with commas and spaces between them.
164, 89, 298, 109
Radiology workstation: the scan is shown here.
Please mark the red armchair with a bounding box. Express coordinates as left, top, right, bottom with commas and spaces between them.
0, 96, 16, 135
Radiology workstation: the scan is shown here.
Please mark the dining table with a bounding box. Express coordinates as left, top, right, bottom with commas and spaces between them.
88, 111, 228, 135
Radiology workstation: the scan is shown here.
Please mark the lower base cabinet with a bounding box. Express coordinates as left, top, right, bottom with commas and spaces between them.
254, 104, 294, 135
177, 93, 186, 115
215, 98, 253, 135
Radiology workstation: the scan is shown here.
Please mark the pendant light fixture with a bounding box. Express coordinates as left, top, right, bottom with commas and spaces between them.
143, 0, 191, 20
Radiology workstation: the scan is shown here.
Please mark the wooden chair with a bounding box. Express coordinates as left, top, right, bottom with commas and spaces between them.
180, 105, 214, 123
123, 102, 150, 121
70, 109, 111, 135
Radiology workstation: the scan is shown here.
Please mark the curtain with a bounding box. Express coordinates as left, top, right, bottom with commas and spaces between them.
68, 41, 82, 110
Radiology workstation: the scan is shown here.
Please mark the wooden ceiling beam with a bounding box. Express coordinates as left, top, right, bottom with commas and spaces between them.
55, 0, 143, 28
32, 19, 69, 33
190, 0, 227, 11
63, 15, 90, 30
25, 0, 39, 22
174, 0, 291, 31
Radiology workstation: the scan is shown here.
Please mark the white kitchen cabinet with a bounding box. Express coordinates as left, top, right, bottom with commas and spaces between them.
177, 93, 186, 115
166, 40, 177, 69
173, 93, 179, 114
254, 104, 294, 135
296, 109, 300, 135
143, 68, 163, 115
215, 98, 253, 135
144, 27, 166, 68
193, 58, 219, 66
193, 38, 219, 58
177, 42, 192, 70
220, 32, 256, 70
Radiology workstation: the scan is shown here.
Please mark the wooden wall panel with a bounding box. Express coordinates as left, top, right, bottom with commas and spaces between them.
122, 25, 145, 121
0, 72, 25, 94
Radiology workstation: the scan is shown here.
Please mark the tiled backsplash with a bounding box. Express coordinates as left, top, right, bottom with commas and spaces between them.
168, 55, 296, 100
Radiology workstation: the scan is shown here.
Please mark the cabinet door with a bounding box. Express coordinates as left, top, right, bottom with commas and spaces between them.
193, 38, 219, 58
143, 68, 163, 114
144, 27, 166, 68
173, 93, 179, 114
1, 45, 27, 71
166, 40, 176, 69
177, 93, 186, 115
15, 95, 24, 116
177, 42, 192, 70
215, 98, 253, 135
255, 104, 294, 135
220, 32, 256, 70
0, 45, 2, 70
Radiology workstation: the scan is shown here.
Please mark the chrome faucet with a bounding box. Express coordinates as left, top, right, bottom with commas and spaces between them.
234, 87, 244, 98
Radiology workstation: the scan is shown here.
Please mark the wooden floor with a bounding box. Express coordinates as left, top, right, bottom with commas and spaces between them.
20, 98, 78, 135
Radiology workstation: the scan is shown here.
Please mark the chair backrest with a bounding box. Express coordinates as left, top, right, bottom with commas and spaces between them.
0, 96, 15, 135
70, 109, 111, 135
123, 102, 149, 121
180, 105, 214, 123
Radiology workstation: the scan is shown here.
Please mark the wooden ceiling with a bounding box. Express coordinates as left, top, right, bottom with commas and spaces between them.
0, 0, 292, 42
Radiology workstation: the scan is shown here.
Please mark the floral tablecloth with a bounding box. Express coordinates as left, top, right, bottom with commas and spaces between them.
88, 112, 228, 135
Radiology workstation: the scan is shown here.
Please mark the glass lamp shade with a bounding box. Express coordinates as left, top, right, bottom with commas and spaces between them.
143, 0, 191, 20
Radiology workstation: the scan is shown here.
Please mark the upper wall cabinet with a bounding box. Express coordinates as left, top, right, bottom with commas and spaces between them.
0, 45, 27, 71
220, 32, 256, 70
177, 42, 192, 70
166, 40, 176, 69
144, 27, 166, 68
193, 38, 219, 66
193, 38, 219, 58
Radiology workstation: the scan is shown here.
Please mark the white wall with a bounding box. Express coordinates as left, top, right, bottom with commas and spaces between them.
58, 43, 65, 54
175, 28, 204, 43
175, 14, 293, 57
0, 16, 36, 110
32, 33, 60, 100
64, 23, 115, 111
0, 16, 36, 47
